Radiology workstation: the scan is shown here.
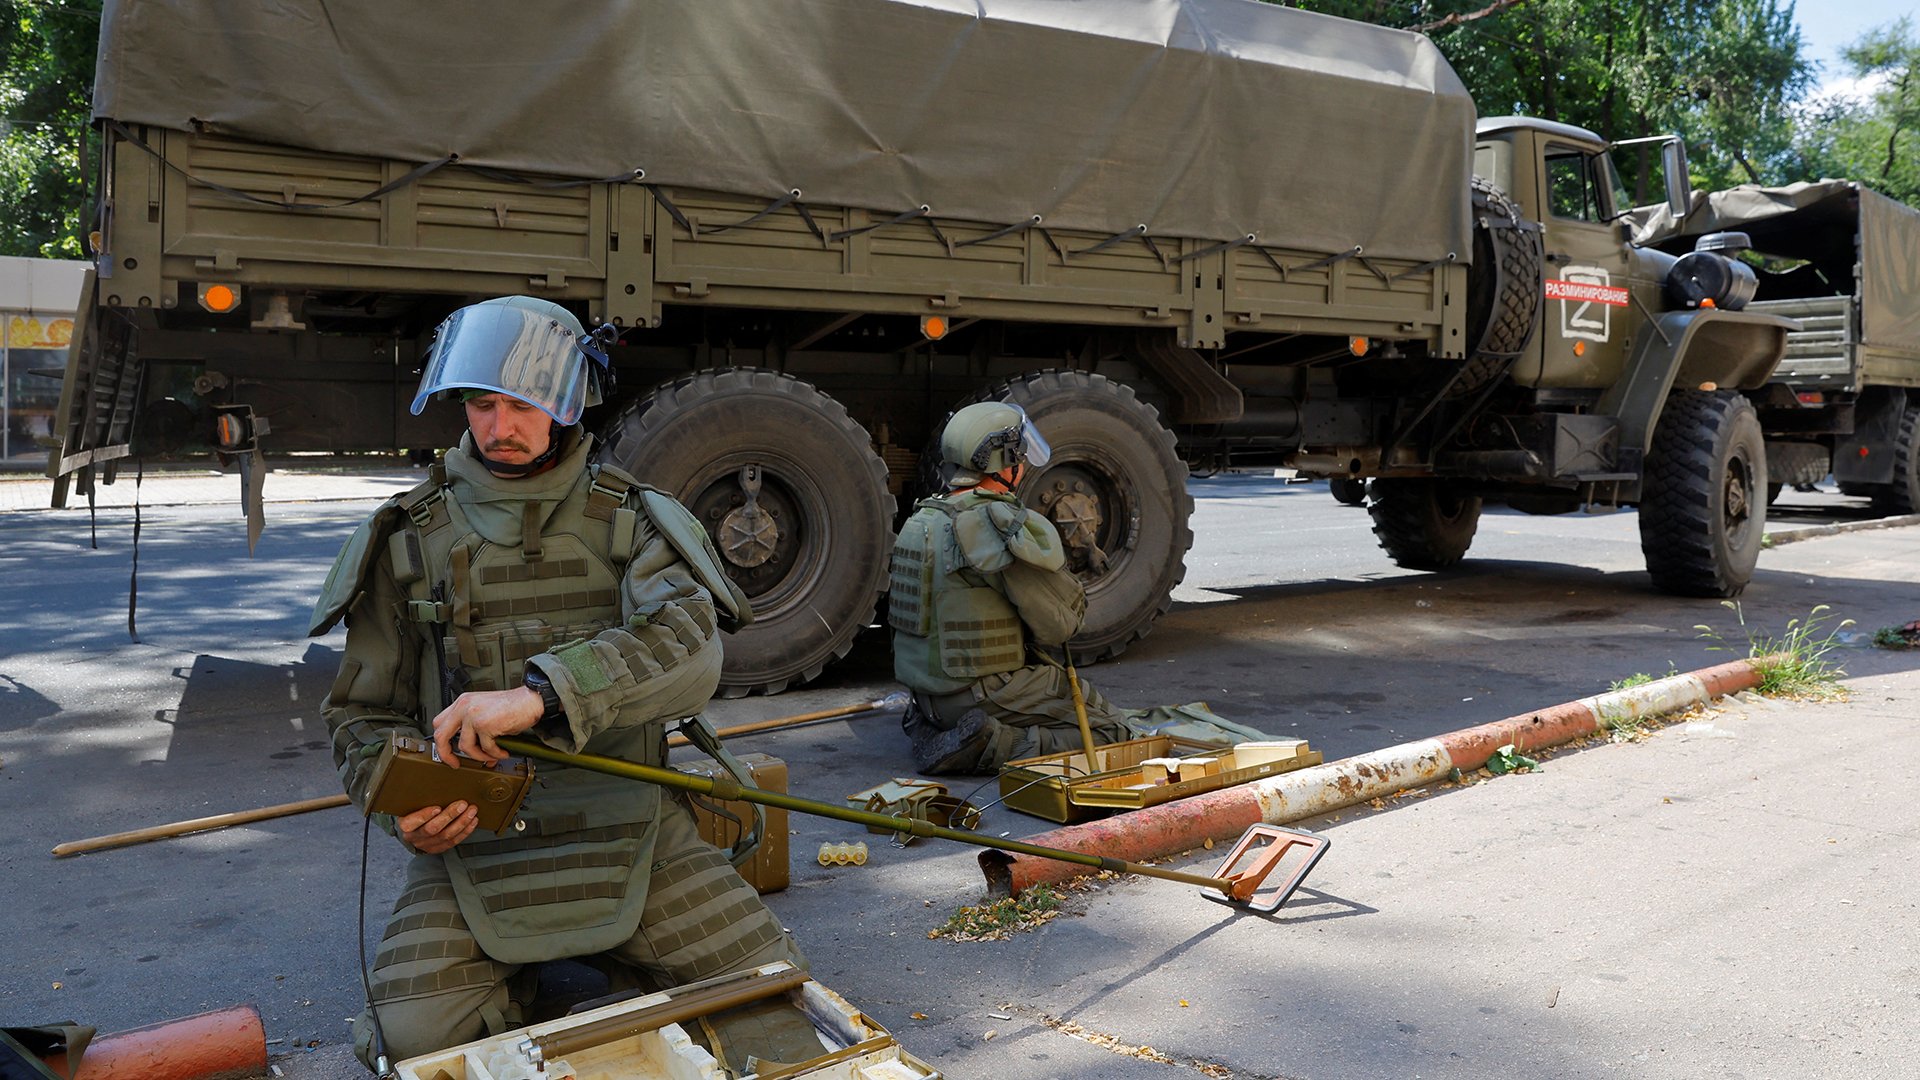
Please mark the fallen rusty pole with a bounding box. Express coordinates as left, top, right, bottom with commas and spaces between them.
33, 1005, 267, 1080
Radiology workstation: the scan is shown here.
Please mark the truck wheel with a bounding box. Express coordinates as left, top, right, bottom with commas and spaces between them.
1451, 177, 1543, 398
1328, 477, 1368, 506
1367, 479, 1481, 568
940, 370, 1192, 662
1870, 406, 1920, 515
1639, 390, 1766, 597
597, 368, 895, 696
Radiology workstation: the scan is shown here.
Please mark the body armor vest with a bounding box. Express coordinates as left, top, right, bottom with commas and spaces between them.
387, 456, 666, 963
889, 494, 1026, 691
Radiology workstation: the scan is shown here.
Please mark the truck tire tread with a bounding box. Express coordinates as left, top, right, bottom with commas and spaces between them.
1639, 389, 1765, 597
1367, 478, 1482, 568
1870, 405, 1920, 515
597, 367, 894, 696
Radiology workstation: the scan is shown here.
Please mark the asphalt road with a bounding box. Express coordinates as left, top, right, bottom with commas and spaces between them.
3, 472, 1916, 1079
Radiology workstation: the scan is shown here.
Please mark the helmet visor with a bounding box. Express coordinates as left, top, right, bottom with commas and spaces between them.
1019, 416, 1051, 468
410, 304, 591, 425
969, 411, 1052, 472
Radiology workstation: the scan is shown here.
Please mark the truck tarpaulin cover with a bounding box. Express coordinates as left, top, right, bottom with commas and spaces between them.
92, 0, 1475, 261
1631, 180, 1920, 353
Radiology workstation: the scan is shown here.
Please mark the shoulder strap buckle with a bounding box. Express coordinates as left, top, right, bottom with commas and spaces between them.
406, 599, 451, 623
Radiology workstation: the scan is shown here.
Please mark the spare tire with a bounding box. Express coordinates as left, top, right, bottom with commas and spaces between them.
1451, 176, 1543, 398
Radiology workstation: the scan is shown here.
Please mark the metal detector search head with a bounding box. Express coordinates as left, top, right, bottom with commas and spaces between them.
1201, 823, 1331, 914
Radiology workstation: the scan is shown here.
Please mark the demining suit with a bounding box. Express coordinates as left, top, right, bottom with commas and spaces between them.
310, 296, 804, 1071
890, 402, 1139, 773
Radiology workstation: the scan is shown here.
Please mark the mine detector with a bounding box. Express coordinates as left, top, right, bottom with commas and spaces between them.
50, 0, 1792, 696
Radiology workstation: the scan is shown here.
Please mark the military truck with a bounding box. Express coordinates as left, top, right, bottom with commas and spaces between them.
1631, 181, 1920, 513
52, 0, 1792, 695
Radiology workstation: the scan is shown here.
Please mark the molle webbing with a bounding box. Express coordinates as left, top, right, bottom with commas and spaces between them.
374, 934, 485, 970
937, 599, 1025, 677
455, 821, 646, 914
887, 512, 935, 636
380, 909, 464, 943
370, 957, 499, 1003
640, 844, 786, 969
481, 557, 588, 584
461, 848, 631, 885
451, 631, 570, 669
472, 588, 617, 622
479, 880, 627, 915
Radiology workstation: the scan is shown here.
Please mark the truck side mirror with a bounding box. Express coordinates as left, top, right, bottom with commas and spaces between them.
1662, 139, 1690, 217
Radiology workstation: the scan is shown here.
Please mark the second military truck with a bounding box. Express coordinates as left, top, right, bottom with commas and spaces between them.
53, 0, 1792, 694
1633, 180, 1920, 512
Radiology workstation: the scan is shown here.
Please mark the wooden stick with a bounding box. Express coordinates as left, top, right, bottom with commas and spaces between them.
52, 794, 351, 858
52, 696, 903, 858
1065, 650, 1100, 773
665, 696, 894, 748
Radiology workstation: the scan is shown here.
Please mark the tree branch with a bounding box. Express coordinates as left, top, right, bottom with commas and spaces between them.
1414, 0, 1530, 35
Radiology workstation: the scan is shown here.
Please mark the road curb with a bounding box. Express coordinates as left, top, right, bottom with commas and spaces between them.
40, 1005, 266, 1080
978, 656, 1775, 897
1766, 512, 1920, 546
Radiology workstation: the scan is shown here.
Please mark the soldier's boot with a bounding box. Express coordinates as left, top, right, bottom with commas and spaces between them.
909, 708, 996, 775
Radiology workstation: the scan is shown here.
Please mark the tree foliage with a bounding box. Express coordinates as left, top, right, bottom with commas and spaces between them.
1278, 0, 1812, 197
0, 0, 101, 259
1790, 18, 1920, 203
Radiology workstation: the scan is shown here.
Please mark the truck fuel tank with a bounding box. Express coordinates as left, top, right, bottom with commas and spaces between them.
1665, 232, 1759, 311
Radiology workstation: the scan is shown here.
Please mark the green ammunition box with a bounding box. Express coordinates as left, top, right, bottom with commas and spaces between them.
676, 752, 790, 895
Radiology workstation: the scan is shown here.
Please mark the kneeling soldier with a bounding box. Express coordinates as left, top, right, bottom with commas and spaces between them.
311, 296, 805, 1071
889, 401, 1140, 773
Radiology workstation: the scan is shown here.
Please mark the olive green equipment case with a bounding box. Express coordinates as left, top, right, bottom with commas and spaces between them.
676, 752, 791, 896
1000, 736, 1323, 824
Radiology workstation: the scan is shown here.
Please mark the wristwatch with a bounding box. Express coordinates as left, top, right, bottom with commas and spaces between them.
522, 666, 566, 725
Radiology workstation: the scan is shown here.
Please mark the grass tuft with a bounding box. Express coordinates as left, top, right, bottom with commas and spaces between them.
1695, 602, 1852, 700
1608, 672, 1655, 691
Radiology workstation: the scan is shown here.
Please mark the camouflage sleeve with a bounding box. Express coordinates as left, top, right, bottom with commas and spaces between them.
319, 551, 424, 814
525, 512, 723, 752
999, 559, 1087, 645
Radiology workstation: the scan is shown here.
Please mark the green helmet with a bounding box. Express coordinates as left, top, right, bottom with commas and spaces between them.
411, 295, 615, 425
939, 401, 1052, 481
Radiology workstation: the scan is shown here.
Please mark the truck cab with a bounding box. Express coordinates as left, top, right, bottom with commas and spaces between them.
1476, 118, 1673, 393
